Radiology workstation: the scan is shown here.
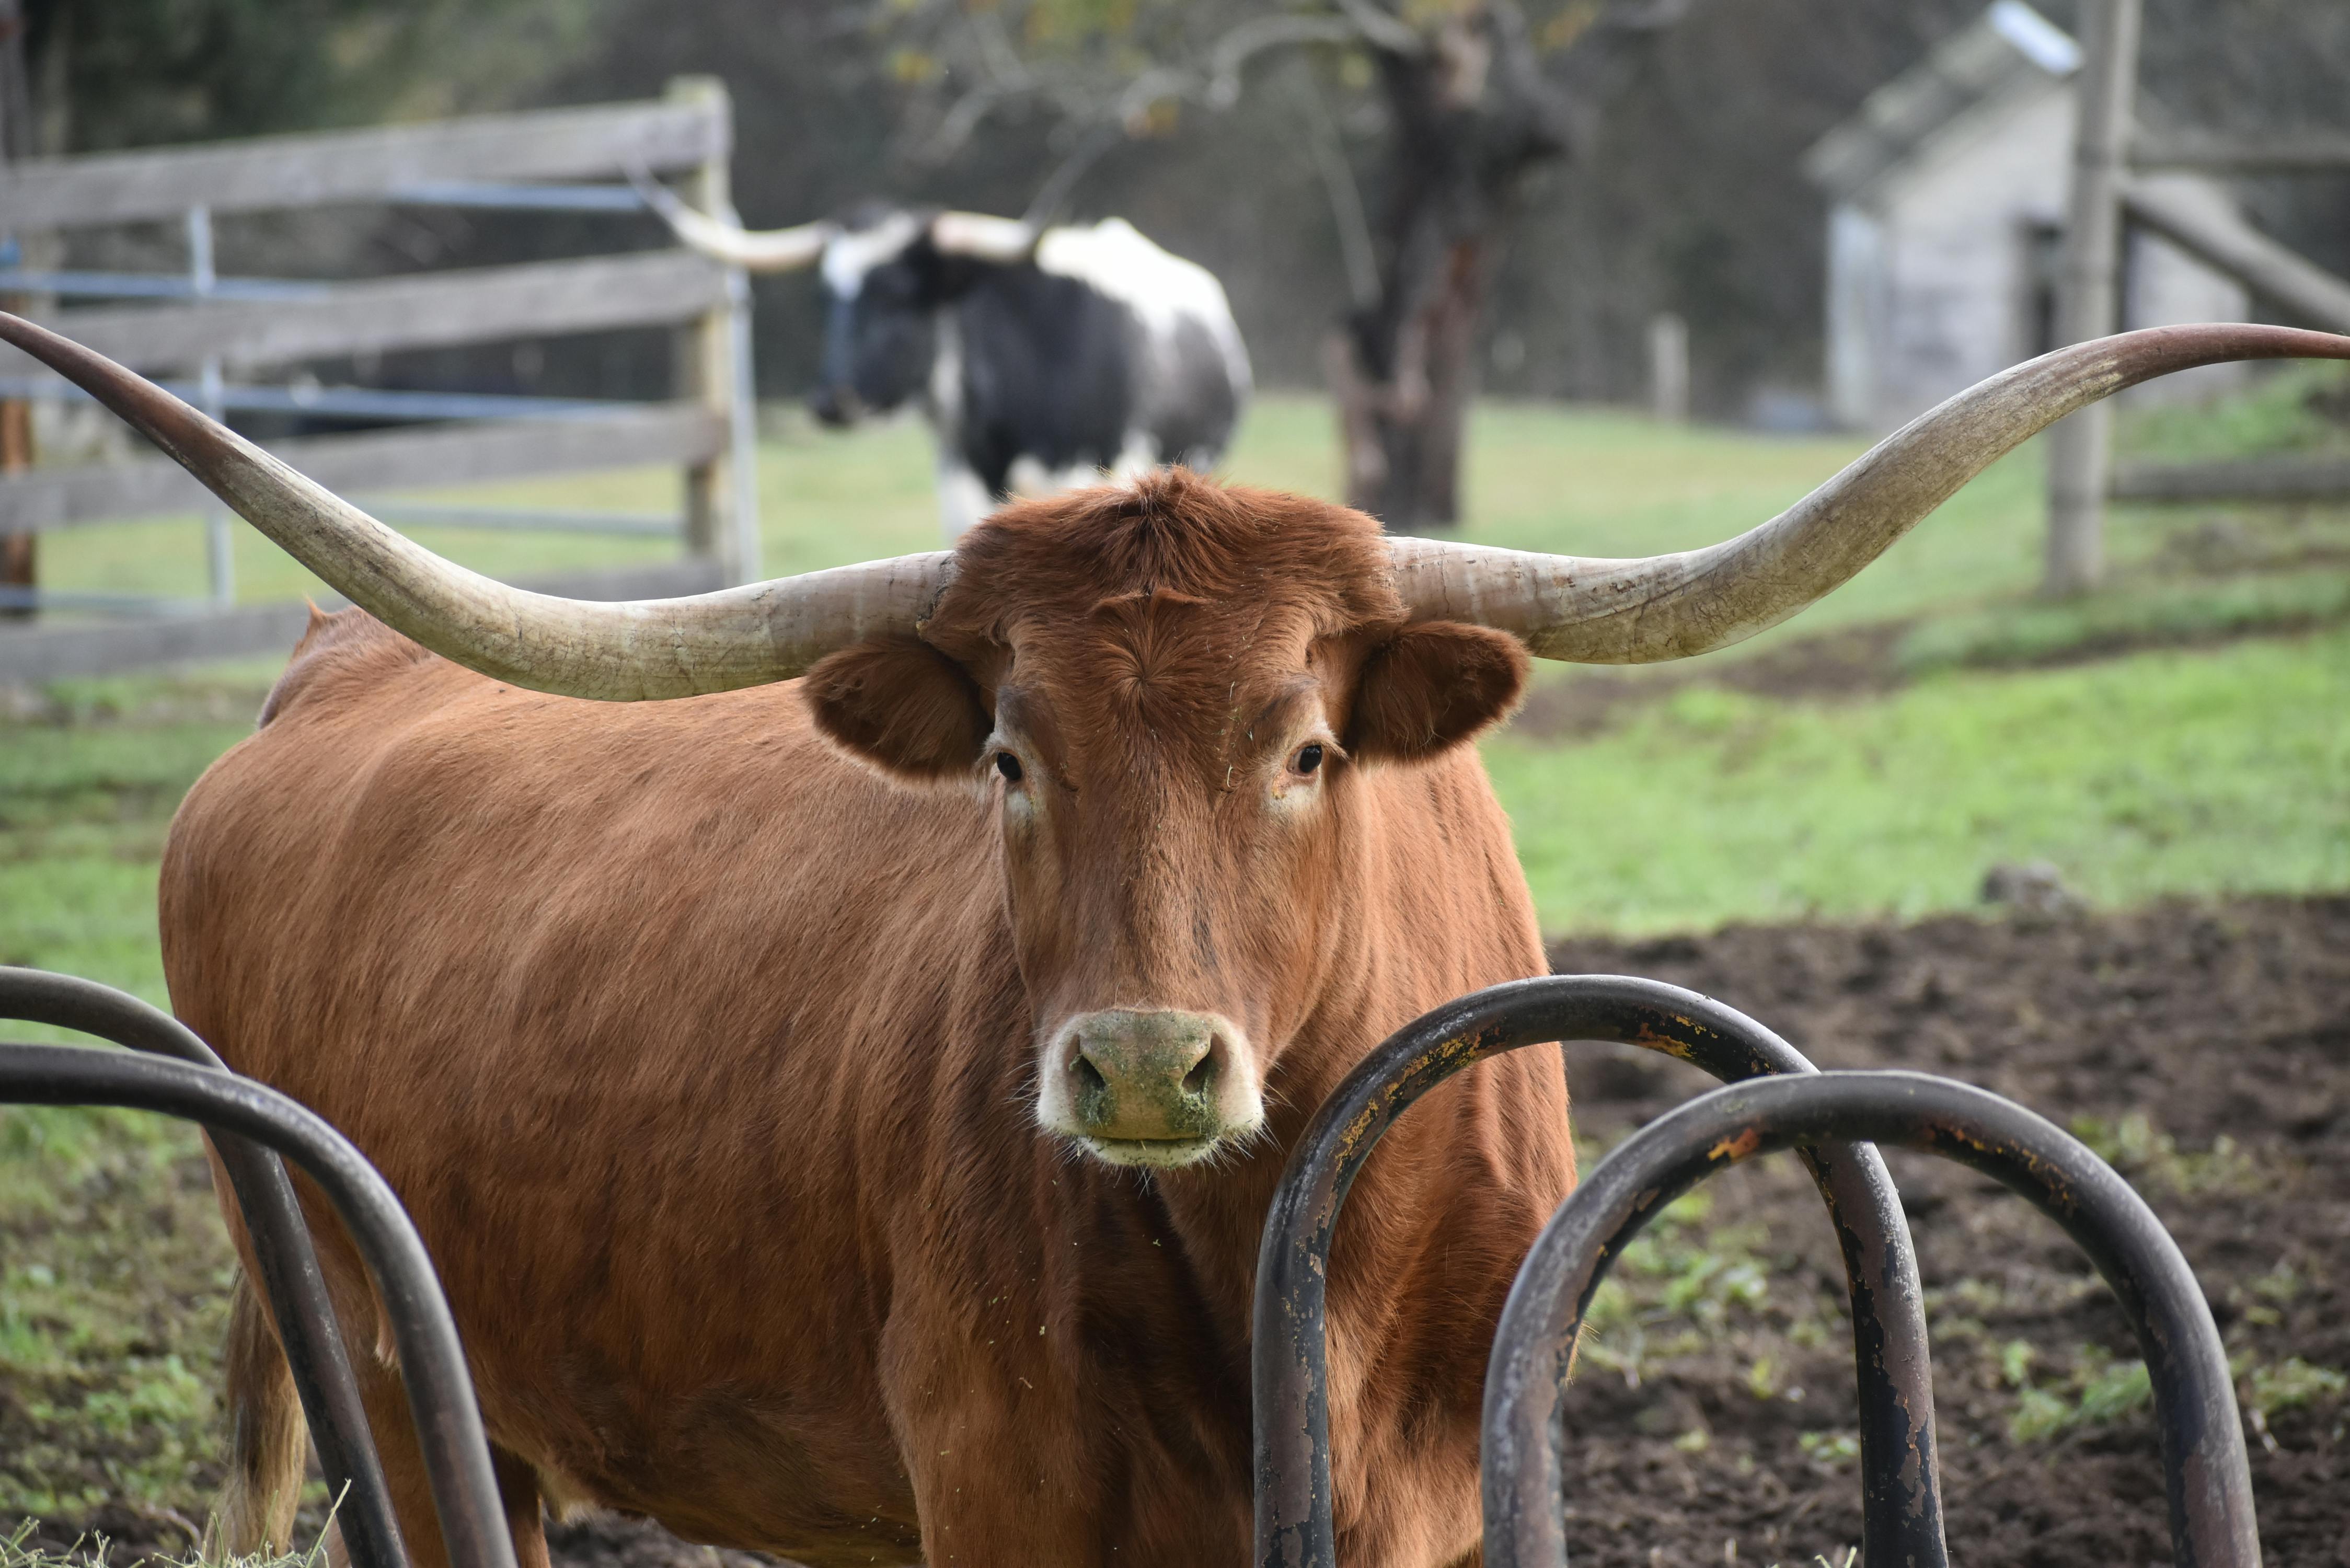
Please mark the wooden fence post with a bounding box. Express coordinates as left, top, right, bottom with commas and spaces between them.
669, 76, 760, 586
2042, 0, 2142, 598
1, 0, 34, 617
188, 203, 237, 608
1648, 312, 1689, 424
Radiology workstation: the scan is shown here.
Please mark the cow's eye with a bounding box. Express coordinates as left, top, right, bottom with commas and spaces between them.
995, 752, 1024, 784
1293, 743, 1325, 776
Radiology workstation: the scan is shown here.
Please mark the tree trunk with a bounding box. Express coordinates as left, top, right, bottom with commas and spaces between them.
1323, 14, 1516, 535
1329, 236, 1488, 532
1320, 3, 1590, 533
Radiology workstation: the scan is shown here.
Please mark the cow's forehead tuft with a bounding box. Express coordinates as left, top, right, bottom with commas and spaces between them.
822, 210, 924, 298
929, 470, 1405, 660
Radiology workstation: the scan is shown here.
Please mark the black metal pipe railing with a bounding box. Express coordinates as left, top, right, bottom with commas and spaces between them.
1251, 976, 1945, 1568
1483, 1070, 2255, 1568
0, 966, 404, 1568
0, 1044, 517, 1568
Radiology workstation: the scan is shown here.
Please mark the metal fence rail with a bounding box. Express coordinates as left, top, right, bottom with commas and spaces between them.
2, 964, 2256, 1568
1250, 975, 1945, 1568
0, 1039, 513, 1568
0, 968, 403, 1568
1483, 1070, 2255, 1568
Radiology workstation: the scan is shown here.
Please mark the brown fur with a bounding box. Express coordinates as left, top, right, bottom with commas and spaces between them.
169, 471, 1573, 1568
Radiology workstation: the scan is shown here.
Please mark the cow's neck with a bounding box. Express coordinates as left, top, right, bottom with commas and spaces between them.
1140, 931, 1452, 1351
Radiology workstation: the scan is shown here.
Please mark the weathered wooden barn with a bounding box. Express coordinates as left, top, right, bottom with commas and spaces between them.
1803, 0, 2247, 433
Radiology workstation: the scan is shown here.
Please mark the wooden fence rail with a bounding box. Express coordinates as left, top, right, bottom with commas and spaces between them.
0, 252, 730, 382
0, 404, 724, 534
0, 100, 725, 228
0, 80, 759, 682
2112, 454, 2350, 503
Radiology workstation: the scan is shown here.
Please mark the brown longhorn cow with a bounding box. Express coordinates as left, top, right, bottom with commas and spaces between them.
3, 314, 2342, 1568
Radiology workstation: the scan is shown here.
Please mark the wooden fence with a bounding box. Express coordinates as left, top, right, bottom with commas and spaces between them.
2046, 0, 2350, 593
0, 80, 759, 681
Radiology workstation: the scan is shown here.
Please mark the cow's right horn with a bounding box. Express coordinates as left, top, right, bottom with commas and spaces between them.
632, 169, 833, 272
1390, 323, 2350, 663
0, 313, 949, 699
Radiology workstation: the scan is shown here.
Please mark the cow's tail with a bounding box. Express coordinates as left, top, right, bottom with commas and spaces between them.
211, 1269, 310, 1557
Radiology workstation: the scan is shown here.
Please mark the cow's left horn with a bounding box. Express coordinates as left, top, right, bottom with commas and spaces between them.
1391, 324, 2350, 662
0, 313, 951, 698
632, 169, 833, 272
928, 211, 1040, 262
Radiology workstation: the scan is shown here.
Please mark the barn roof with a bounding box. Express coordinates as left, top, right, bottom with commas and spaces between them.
1802, 1, 2082, 202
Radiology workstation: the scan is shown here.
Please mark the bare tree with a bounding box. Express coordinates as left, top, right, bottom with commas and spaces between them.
882, 0, 1692, 534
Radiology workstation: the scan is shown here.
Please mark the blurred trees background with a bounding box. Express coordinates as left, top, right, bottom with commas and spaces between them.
16, 0, 2350, 429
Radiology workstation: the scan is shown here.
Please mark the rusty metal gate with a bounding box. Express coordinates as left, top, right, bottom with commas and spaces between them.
1, 967, 2256, 1568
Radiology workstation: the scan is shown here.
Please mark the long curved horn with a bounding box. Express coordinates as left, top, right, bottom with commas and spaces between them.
928, 211, 1040, 262
631, 168, 833, 272
1393, 323, 2350, 662
0, 313, 950, 699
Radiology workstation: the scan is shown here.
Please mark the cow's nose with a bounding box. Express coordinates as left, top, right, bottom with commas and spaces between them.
1060, 1009, 1237, 1145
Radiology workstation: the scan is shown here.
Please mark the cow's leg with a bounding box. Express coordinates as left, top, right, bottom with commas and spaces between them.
337, 1360, 550, 1568
932, 455, 995, 538
492, 1447, 555, 1568
901, 1401, 1093, 1568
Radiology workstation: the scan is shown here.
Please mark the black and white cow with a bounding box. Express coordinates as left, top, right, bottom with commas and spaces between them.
644, 188, 1252, 536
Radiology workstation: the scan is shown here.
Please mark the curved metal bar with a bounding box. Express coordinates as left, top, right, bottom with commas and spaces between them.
0, 967, 404, 1568
1251, 975, 1944, 1568
1484, 1070, 2254, 1568
0, 1044, 520, 1568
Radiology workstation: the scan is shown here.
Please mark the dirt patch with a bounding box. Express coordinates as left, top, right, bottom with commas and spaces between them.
1546, 895, 2350, 1567
545, 1515, 787, 1568
1511, 622, 1909, 741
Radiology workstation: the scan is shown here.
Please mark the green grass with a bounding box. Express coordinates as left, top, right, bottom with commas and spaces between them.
0, 1099, 236, 1526
14, 386, 2350, 954
2116, 358, 2350, 464
1490, 625, 2350, 933
1, 665, 281, 1043
33, 391, 2022, 637
1894, 567, 2350, 674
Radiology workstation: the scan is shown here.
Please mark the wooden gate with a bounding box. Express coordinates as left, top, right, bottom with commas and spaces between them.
0, 78, 759, 682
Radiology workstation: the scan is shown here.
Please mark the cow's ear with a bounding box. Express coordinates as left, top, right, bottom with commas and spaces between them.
804, 638, 991, 782
1345, 622, 1529, 765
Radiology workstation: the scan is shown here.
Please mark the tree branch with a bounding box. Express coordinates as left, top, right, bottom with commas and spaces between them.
1330, 0, 1427, 57
1206, 15, 1364, 108
1290, 63, 1380, 307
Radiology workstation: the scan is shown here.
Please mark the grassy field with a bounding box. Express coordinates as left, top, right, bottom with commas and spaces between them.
4, 370, 2349, 1540
16, 377, 2350, 956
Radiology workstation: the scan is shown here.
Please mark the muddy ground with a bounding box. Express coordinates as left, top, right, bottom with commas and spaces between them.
13, 895, 2347, 1566
1543, 894, 2350, 1567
